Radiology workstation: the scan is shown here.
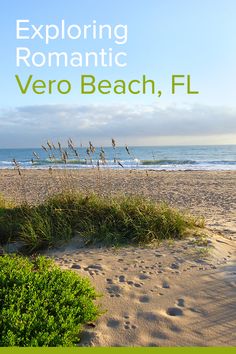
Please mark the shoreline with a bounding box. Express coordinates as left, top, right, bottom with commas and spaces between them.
1, 167, 236, 172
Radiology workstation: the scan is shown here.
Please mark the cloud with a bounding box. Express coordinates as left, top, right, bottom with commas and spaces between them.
0, 103, 236, 147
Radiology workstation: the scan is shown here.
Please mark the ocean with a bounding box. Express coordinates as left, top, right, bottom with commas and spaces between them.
0, 145, 236, 171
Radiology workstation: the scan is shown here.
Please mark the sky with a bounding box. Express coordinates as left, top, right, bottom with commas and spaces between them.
0, 0, 236, 147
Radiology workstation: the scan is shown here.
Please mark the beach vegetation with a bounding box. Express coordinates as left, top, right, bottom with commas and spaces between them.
0, 255, 100, 346
0, 192, 204, 253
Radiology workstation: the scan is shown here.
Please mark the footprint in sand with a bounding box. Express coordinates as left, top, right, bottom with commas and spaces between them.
162, 281, 170, 289
106, 319, 121, 328
170, 324, 182, 333
119, 275, 126, 282
124, 322, 137, 330
170, 263, 179, 269
166, 307, 183, 317
139, 274, 151, 280
134, 283, 142, 288
87, 264, 103, 271
106, 284, 122, 298
137, 311, 159, 321
177, 298, 185, 307
122, 317, 137, 330
71, 264, 81, 269
78, 330, 100, 346
139, 295, 151, 303
127, 280, 134, 285
110, 293, 121, 298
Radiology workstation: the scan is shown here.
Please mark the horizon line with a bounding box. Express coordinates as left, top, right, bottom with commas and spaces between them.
0, 143, 236, 150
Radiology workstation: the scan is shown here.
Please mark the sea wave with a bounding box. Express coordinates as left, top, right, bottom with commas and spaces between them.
140, 159, 197, 165
140, 159, 236, 166
1, 159, 236, 171
31, 159, 88, 165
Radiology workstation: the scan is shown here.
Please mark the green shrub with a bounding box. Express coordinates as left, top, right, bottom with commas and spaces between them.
20, 193, 203, 250
0, 192, 204, 252
0, 255, 100, 346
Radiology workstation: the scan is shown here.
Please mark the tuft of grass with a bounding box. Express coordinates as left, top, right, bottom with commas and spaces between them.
0, 192, 204, 252
0, 195, 18, 245
19, 204, 73, 251
0, 255, 100, 347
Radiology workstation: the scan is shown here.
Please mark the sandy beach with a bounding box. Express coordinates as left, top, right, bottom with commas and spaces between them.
0, 169, 236, 346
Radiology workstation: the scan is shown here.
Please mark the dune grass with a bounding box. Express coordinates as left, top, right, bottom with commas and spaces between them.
0, 255, 100, 346
0, 192, 204, 253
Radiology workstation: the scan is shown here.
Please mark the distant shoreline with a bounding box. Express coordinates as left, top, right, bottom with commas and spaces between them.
1, 167, 236, 172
